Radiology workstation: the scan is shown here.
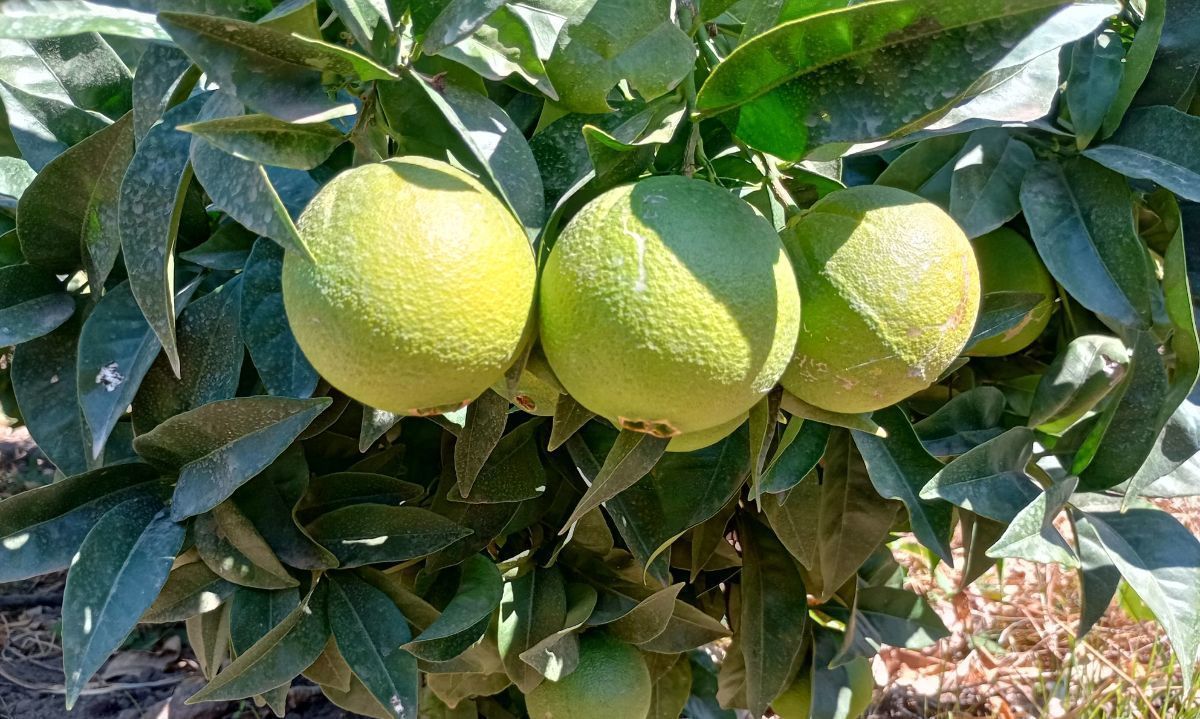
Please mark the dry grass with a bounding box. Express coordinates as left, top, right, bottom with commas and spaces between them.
870, 498, 1200, 719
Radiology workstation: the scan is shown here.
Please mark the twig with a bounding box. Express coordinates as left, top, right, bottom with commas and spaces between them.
0, 592, 62, 610
0, 662, 184, 697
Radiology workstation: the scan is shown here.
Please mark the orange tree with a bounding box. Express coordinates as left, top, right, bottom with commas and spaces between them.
0, 1, 1198, 717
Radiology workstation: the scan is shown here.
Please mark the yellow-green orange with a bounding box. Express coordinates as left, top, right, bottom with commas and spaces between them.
966, 228, 1055, 357
492, 347, 562, 416
772, 656, 874, 718
525, 632, 651, 719
539, 176, 801, 437
667, 412, 747, 453
282, 157, 535, 415
780, 185, 980, 414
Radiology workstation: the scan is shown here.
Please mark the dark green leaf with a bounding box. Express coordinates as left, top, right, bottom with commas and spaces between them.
0, 263, 73, 346
948, 129, 1034, 238
12, 310, 88, 475
241, 238, 318, 398
1027, 334, 1129, 433
874, 133, 967, 205
436, 4, 564, 99
1085, 106, 1200, 203
186, 606, 231, 680
453, 419, 547, 504
0, 79, 109, 170
762, 478, 819, 570
497, 565, 566, 692
593, 583, 681, 645
780, 392, 884, 436
131, 396, 331, 518
920, 427, 1038, 521
561, 429, 669, 533
453, 389, 509, 498
760, 419, 830, 494
547, 394, 594, 451
307, 505, 471, 567
233, 445, 339, 570
196, 501, 299, 590
119, 92, 209, 376
17, 110, 132, 277
1066, 29, 1124, 148
738, 514, 808, 717
190, 93, 316, 258
1074, 509, 1120, 638
914, 386, 1006, 456
134, 277, 244, 432
852, 407, 954, 563
987, 477, 1078, 566
964, 290, 1046, 350
422, 0, 507, 53
143, 561, 236, 623
329, 0, 394, 60
1100, 0, 1163, 135
78, 277, 203, 461
132, 44, 197, 142
299, 472, 424, 519
828, 586, 949, 656
1129, 0, 1200, 109
62, 496, 184, 708
1019, 156, 1153, 329
635, 600, 730, 653
1077, 505, 1200, 688
696, 0, 1117, 159
181, 113, 344, 170
188, 583, 330, 702
179, 221, 257, 270
158, 12, 392, 122
328, 572, 419, 719
647, 654, 692, 719
517, 581, 596, 681
0, 463, 159, 582
405, 555, 503, 661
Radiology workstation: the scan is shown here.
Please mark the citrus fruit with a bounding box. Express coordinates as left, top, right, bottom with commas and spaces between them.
772, 656, 874, 719
779, 185, 980, 414
492, 346, 563, 416
525, 632, 651, 719
282, 157, 535, 415
666, 411, 747, 453
965, 228, 1055, 357
539, 176, 801, 437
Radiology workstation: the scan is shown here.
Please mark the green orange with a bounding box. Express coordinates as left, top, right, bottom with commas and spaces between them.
539, 176, 801, 437
779, 185, 980, 414
772, 656, 874, 718
525, 632, 651, 719
282, 157, 535, 415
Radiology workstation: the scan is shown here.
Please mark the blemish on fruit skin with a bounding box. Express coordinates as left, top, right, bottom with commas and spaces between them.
618, 417, 680, 438
515, 394, 537, 412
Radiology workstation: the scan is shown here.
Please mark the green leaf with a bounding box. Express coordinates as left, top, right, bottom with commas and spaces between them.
0, 263, 73, 346
561, 428, 669, 534
422, 0, 508, 53
1129, 0, 1200, 109
1019, 156, 1154, 329
453, 389, 509, 498
385, 72, 545, 234
306, 505, 471, 568
78, 277, 203, 461
534, 0, 694, 114
143, 561, 236, 623
0, 156, 35, 205
360, 407, 401, 452
328, 0, 395, 61
1074, 510, 1120, 638
179, 221, 257, 270
547, 394, 594, 451
298, 472, 424, 520
196, 501, 299, 590
453, 418, 547, 504
327, 572, 419, 718
12, 310, 88, 475
241, 238, 319, 398
827, 586, 949, 656
190, 93, 316, 258
780, 392, 884, 436
158, 12, 392, 122
2, 34, 131, 119
592, 583, 681, 644
233, 445, 339, 570
62, 496, 184, 709
696, 0, 1118, 160
436, 4, 565, 99
1028, 334, 1129, 433
986, 477, 1078, 567
17, 111, 132, 280
647, 654, 692, 719
187, 606, 231, 680
228, 585, 301, 709
130, 396, 331, 519
517, 581, 597, 681
188, 583, 330, 702
405, 555, 503, 661
808, 430, 899, 601
761, 478, 819, 570
914, 386, 1006, 456
120, 91, 209, 376
304, 637, 353, 691
920, 427, 1039, 521
133, 277, 244, 432
1085, 106, 1200, 203
497, 565, 567, 692
1076, 330, 1169, 490
181, 112, 344, 170
1066, 29, 1124, 148
0, 463, 159, 582
0, 79, 109, 171
738, 514, 808, 717
852, 407, 954, 563
636, 600, 730, 653
760, 419, 830, 494
948, 129, 1034, 238
0, 1, 169, 40
603, 424, 750, 576
1077, 505, 1200, 689
874, 133, 967, 205
1100, 0, 1164, 136
132, 44, 197, 143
